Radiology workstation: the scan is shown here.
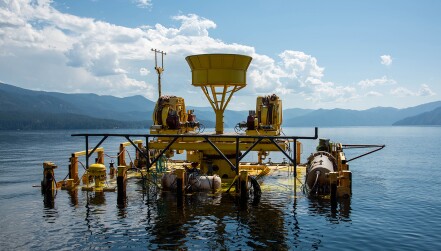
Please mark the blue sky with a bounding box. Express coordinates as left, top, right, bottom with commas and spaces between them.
1, 0, 440, 110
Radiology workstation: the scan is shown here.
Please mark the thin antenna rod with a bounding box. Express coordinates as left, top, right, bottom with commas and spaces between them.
151, 48, 166, 99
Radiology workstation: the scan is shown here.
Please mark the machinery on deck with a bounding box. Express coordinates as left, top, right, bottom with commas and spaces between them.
146, 54, 292, 181
39, 52, 384, 207
305, 138, 385, 201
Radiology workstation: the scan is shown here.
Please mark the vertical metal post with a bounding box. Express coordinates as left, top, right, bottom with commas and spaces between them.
240, 170, 248, 203
151, 49, 166, 99
293, 139, 297, 177
85, 135, 89, 169
145, 136, 150, 171
117, 165, 126, 206
175, 167, 185, 207
235, 137, 240, 175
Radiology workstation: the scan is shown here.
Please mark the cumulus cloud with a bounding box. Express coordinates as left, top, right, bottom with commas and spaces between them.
380, 55, 392, 66
248, 50, 356, 104
390, 84, 435, 97
358, 76, 396, 88
0, 0, 367, 107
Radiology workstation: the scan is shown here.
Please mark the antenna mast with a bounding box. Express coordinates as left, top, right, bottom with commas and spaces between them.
151, 48, 166, 99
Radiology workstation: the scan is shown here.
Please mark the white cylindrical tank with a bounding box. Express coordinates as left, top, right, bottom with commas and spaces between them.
161, 172, 222, 192
306, 151, 337, 191
188, 174, 221, 192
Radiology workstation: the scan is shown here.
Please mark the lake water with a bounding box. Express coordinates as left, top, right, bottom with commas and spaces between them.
0, 127, 440, 250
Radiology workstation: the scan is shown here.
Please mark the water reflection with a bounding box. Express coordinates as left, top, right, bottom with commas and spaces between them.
143, 190, 289, 250
68, 189, 78, 207
307, 197, 352, 223
42, 192, 58, 224
88, 192, 106, 206
48, 177, 351, 250
42, 192, 55, 209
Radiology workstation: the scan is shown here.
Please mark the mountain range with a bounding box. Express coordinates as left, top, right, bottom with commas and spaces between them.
1, 82, 440, 130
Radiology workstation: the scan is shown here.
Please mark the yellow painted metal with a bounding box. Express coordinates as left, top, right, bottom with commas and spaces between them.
150, 96, 199, 134
73, 147, 104, 157
160, 106, 169, 126
186, 54, 252, 86
340, 171, 351, 189
65, 179, 75, 190
296, 141, 302, 165
325, 141, 352, 197
88, 163, 106, 175
261, 106, 268, 125
117, 166, 127, 177
186, 54, 252, 134
88, 163, 106, 192
148, 140, 288, 152
118, 140, 143, 167
337, 170, 352, 197
250, 94, 283, 135
43, 161, 57, 170
119, 140, 143, 147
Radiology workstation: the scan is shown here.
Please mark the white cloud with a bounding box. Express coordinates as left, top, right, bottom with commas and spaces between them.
390, 87, 415, 97
135, 0, 152, 8
417, 84, 436, 96
248, 50, 356, 104
365, 91, 383, 97
0, 0, 385, 108
139, 67, 150, 76
390, 84, 436, 97
358, 76, 396, 88
380, 55, 392, 66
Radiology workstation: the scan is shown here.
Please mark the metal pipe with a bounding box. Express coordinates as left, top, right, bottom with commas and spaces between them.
345, 145, 385, 162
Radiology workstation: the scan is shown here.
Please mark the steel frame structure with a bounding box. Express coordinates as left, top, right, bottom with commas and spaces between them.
72, 127, 318, 177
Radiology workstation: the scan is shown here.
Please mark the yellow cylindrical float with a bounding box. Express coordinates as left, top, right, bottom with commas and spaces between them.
88, 163, 106, 192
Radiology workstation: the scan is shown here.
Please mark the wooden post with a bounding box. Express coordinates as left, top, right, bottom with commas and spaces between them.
65, 179, 75, 190
97, 151, 104, 164
69, 155, 79, 184
118, 144, 125, 167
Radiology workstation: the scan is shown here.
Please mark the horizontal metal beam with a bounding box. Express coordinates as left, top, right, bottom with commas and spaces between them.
72, 127, 318, 140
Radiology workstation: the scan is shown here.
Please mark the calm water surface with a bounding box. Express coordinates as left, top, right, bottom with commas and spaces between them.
0, 127, 440, 250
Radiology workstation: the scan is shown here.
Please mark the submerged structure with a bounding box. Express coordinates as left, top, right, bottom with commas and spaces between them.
40, 53, 384, 206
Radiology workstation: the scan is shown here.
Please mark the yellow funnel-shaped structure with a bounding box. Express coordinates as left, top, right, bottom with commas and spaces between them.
186, 54, 252, 134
